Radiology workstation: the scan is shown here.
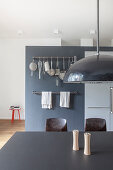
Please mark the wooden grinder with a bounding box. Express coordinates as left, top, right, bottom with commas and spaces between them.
84, 133, 91, 155
73, 130, 79, 151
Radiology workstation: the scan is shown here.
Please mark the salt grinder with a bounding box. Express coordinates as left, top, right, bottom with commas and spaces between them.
73, 130, 79, 151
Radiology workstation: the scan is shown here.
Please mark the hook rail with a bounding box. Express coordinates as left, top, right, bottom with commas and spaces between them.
32, 91, 78, 95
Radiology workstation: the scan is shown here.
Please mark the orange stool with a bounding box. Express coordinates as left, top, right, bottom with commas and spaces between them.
9, 108, 21, 123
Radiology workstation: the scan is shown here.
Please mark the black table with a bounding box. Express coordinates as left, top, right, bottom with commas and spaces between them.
0, 132, 113, 170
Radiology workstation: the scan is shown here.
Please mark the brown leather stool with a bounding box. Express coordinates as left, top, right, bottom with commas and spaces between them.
85, 118, 106, 131
46, 118, 67, 132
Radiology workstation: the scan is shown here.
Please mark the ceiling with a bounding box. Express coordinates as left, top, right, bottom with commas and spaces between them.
0, 0, 113, 46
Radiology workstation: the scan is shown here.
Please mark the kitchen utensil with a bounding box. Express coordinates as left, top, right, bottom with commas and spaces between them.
70, 56, 77, 66
70, 57, 74, 65
68, 57, 71, 68
42, 58, 45, 79
47, 57, 55, 76
44, 58, 50, 72
55, 57, 60, 76
59, 57, 66, 80
29, 59, 37, 76
55, 57, 60, 86
74, 56, 77, 63
59, 72, 66, 80
56, 77, 59, 86
38, 58, 42, 79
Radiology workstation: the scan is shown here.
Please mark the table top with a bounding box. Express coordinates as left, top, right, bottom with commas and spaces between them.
0, 132, 113, 170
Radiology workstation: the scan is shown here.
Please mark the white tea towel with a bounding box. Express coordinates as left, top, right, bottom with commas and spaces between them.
41, 92, 52, 109
60, 92, 70, 108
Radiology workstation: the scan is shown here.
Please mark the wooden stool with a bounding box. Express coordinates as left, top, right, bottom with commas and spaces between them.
9, 108, 21, 123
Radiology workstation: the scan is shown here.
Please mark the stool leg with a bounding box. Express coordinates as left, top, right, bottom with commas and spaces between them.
18, 110, 21, 120
11, 110, 14, 123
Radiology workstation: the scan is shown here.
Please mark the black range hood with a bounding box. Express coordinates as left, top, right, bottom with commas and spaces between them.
64, 0, 113, 83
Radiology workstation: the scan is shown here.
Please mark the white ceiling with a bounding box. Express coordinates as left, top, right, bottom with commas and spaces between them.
0, 0, 113, 46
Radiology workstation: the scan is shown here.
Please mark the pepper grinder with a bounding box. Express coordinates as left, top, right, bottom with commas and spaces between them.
73, 130, 79, 151
84, 133, 91, 155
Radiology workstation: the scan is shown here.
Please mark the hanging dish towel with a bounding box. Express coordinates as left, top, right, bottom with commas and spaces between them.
60, 92, 70, 108
41, 92, 52, 109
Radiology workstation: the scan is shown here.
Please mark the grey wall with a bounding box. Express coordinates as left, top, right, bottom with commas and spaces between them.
25, 46, 113, 131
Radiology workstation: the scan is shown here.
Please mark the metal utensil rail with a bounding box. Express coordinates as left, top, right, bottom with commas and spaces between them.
32, 91, 78, 95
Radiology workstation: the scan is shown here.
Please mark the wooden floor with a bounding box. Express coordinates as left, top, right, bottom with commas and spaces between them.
0, 120, 25, 149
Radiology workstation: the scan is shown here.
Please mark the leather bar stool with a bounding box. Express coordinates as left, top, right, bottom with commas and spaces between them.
46, 118, 67, 132
85, 118, 106, 131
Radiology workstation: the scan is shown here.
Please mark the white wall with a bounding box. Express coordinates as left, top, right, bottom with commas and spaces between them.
0, 38, 61, 119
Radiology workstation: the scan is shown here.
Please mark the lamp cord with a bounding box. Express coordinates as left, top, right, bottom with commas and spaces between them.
97, 0, 100, 56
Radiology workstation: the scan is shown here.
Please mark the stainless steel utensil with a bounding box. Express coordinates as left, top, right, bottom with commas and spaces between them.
74, 56, 77, 63
68, 57, 71, 68
44, 58, 50, 72
59, 57, 66, 80
29, 59, 37, 76
47, 57, 55, 76
55, 57, 60, 86
43, 58, 45, 74
38, 58, 42, 79
56, 76, 59, 86
42, 57, 45, 79
55, 57, 60, 76
70, 57, 74, 65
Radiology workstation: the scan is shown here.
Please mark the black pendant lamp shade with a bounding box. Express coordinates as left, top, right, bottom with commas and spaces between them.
63, 55, 113, 83
64, 0, 113, 83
